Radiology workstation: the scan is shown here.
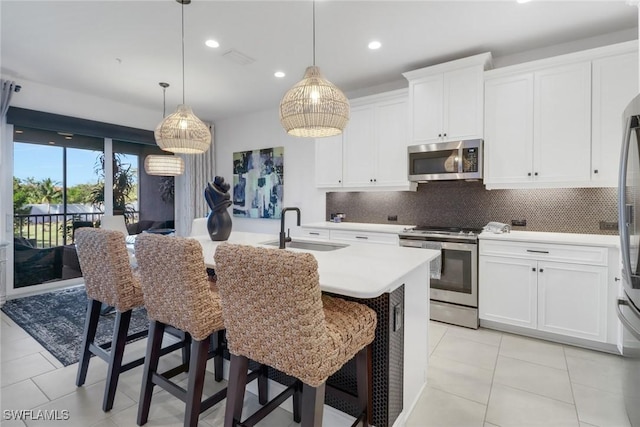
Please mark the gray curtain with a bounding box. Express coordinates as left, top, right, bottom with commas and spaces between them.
1, 80, 20, 118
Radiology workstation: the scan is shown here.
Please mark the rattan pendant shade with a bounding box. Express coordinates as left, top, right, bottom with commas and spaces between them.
279, 66, 349, 138
154, 104, 211, 154
144, 155, 185, 176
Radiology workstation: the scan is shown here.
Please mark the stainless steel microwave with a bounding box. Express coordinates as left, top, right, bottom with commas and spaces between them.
408, 139, 483, 182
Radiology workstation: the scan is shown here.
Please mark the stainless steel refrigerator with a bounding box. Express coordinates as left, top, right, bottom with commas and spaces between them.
617, 92, 640, 427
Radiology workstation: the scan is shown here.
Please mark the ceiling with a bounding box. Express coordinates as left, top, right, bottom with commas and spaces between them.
1, 1, 638, 126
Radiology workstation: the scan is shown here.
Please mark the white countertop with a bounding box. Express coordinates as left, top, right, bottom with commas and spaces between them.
479, 230, 620, 248
301, 221, 414, 234
191, 231, 438, 299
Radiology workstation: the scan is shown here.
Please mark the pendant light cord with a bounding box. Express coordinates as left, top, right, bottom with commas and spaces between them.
181, 0, 186, 105
312, 0, 316, 67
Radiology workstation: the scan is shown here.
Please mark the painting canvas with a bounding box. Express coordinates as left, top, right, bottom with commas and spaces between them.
232, 147, 284, 219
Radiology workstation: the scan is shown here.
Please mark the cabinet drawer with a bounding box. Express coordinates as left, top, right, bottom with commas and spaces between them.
299, 228, 330, 239
480, 240, 607, 266
330, 230, 398, 245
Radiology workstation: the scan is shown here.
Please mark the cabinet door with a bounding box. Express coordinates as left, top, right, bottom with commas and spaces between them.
342, 106, 376, 187
410, 74, 443, 143
592, 52, 639, 186
375, 98, 409, 186
534, 62, 591, 184
444, 65, 484, 141
484, 74, 534, 185
537, 261, 607, 342
479, 255, 538, 329
315, 135, 343, 188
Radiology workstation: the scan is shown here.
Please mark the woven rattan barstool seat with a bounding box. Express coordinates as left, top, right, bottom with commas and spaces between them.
134, 233, 267, 427
74, 228, 187, 413
215, 243, 377, 427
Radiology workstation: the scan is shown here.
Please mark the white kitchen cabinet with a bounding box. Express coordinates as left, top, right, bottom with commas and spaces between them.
484, 74, 534, 185
300, 225, 400, 246
591, 51, 639, 186
315, 135, 343, 188
534, 62, 592, 184
479, 255, 538, 329
403, 53, 492, 145
484, 40, 638, 190
537, 261, 607, 341
479, 239, 609, 343
342, 90, 409, 188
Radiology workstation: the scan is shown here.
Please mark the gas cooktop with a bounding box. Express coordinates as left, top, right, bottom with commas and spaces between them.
399, 225, 483, 240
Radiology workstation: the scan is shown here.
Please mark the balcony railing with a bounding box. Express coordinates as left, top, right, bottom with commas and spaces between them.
13, 211, 139, 248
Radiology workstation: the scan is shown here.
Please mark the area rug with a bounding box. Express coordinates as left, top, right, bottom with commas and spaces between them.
1, 286, 149, 367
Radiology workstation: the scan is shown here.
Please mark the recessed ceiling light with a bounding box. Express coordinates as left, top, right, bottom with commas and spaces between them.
517, 0, 531, 3
205, 39, 220, 48
15, 130, 23, 134
274, 71, 286, 78
49, 141, 55, 145
368, 41, 382, 50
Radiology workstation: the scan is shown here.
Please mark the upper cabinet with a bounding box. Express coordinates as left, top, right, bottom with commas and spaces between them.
484, 41, 638, 189
403, 53, 493, 145
315, 89, 414, 191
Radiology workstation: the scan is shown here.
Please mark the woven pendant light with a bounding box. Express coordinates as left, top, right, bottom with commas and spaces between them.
155, 0, 211, 154
279, 1, 349, 138
144, 155, 185, 176
145, 83, 185, 176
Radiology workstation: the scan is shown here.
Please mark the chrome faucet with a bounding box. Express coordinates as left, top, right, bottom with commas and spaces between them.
279, 207, 301, 249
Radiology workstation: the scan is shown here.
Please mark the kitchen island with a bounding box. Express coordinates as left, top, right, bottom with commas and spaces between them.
190, 231, 438, 427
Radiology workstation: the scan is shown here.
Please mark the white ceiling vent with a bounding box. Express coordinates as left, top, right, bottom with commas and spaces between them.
222, 49, 255, 66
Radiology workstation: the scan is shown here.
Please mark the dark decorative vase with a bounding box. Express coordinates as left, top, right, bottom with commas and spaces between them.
205, 176, 233, 241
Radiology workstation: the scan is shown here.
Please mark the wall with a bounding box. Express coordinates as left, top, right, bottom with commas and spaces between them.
326, 182, 618, 235
213, 108, 326, 235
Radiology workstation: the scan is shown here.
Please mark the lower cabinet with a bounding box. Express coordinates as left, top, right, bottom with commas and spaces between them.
301, 227, 399, 246
479, 240, 609, 343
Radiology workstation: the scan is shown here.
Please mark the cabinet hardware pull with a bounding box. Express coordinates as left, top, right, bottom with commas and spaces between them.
528, 172, 532, 177
355, 236, 369, 239
526, 249, 549, 254
374, 178, 377, 182
594, 170, 599, 174
615, 277, 621, 281
370, 179, 373, 182
338, 180, 341, 183
534, 172, 539, 176
539, 268, 544, 273
443, 133, 447, 137
438, 133, 442, 137
309, 232, 320, 236
532, 267, 536, 272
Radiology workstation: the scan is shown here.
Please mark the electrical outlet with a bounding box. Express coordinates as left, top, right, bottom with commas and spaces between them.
599, 221, 619, 231
388, 215, 398, 221
512, 219, 527, 227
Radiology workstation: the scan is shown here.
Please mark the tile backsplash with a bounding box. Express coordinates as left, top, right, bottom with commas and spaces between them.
326, 181, 618, 235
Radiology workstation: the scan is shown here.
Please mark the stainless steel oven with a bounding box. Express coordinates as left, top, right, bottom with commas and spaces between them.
399, 226, 480, 329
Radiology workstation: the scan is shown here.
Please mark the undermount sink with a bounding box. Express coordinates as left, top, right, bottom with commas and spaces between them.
261, 239, 348, 252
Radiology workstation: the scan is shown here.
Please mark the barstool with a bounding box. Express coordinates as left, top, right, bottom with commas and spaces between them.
74, 227, 186, 412
134, 233, 267, 427
214, 243, 377, 427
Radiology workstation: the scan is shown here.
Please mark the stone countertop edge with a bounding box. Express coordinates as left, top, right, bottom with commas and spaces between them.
301, 221, 415, 234
192, 231, 438, 299
478, 230, 620, 248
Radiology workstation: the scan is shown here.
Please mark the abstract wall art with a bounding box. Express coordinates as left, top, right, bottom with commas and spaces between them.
232, 147, 284, 219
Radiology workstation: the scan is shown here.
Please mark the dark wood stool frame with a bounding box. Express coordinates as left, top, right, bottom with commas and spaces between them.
76, 298, 189, 412
137, 320, 269, 427
225, 343, 372, 427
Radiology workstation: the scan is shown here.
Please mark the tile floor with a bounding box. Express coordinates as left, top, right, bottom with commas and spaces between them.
0, 312, 637, 427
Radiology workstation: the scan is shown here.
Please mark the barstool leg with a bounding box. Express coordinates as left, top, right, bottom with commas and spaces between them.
292, 380, 302, 423
137, 321, 165, 426
225, 354, 249, 427
76, 299, 101, 387
258, 364, 269, 405
213, 330, 225, 382
355, 345, 372, 427
301, 382, 325, 427
103, 309, 132, 412
184, 337, 211, 427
